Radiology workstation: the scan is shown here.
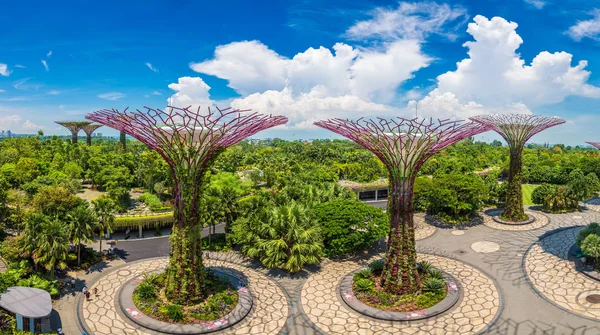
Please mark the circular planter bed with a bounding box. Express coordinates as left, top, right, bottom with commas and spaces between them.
569, 244, 600, 282
492, 213, 535, 226
119, 267, 252, 334
339, 262, 460, 321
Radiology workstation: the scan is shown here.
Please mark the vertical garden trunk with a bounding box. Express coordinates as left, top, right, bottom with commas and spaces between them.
86, 135, 92, 145
503, 146, 527, 221
381, 177, 420, 295
165, 172, 205, 305
71, 131, 78, 144
120, 131, 126, 149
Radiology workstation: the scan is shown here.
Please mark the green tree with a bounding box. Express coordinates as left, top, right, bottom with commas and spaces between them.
67, 204, 98, 266
34, 218, 69, 278
31, 186, 81, 218
231, 201, 323, 273
92, 196, 116, 253
314, 199, 388, 257
6, 189, 27, 233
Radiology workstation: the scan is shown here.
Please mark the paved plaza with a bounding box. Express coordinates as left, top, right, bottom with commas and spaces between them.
59, 207, 600, 335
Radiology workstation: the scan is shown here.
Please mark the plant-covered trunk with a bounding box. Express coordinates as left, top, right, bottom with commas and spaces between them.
381, 177, 420, 295
71, 131, 78, 144
165, 173, 205, 305
503, 146, 527, 221
120, 131, 126, 150
86, 135, 92, 146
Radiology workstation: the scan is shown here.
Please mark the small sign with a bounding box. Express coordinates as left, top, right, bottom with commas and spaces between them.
406, 311, 426, 318
126, 308, 142, 319
448, 282, 457, 291
344, 292, 355, 302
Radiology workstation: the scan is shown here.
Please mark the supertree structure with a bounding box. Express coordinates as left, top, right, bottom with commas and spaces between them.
87, 106, 287, 304
119, 130, 126, 149
470, 114, 565, 222
314, 117, 490, 294
587, 142, 600, 149
81, 123, 103, 145
55, 121, 92, 144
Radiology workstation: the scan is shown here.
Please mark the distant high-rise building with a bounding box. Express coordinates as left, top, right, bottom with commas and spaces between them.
0, 130, 4, 137
6, 130, 12, 138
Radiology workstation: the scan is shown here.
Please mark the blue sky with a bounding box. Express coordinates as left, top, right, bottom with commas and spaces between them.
1, 0, 600, 144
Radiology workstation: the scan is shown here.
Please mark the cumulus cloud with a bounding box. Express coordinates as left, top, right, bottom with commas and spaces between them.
98, 92, 126, 100
145, 62, 159, 72
188, 40, 430, 127
0, 63, 10, 76
167, 77, 213, 108
568, 9, 600, 41
41, 59, 49, 71
345, 1, 468, 41
0, 114, 43, 133
412, 15, 600, 118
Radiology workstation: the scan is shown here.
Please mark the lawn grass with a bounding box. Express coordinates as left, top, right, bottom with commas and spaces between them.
522, 184, 539, 206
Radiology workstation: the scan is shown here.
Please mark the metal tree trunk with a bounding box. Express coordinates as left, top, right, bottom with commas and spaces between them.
503, 146, 527, 221
381, 177, 420, 295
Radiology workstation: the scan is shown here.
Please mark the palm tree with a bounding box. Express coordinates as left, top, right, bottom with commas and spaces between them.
20, 213, 46, 270
35, 218, 69, 278
67, 204, 97, 266
234, 201, 323, 273
92, 196, 116, 253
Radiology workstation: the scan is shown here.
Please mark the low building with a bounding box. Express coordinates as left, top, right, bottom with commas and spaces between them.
0, 286, 52, 333
339, 179, 389, 210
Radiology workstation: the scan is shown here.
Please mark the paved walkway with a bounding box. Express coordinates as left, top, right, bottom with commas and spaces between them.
64, 207, 600, 334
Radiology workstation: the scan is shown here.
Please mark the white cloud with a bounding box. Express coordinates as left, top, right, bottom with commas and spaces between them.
98, 92, 126, 100
167, 77, 212, 108
568, 9, 600, 41
345, 1, 468, 41
151, 90, 162, 96
524, 0, 545, 9
0, 63, 10, 76
46, 50, 52, 57
412, 15, 600, 119
0, 114, 43, 133
47, 90, 60, 95
41, 59, 49, 71
23, 120, 44, 130
0, 90, 5, 93
145, 62, 158, 72
191, 41, 288, 95
188, 39, 431, 127
14, 64, 26, 69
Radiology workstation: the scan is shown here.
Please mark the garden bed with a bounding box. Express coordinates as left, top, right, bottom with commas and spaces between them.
493, 213, 535, 226
119, 267, 252, 334
339, 260, 460, 321
569, 244, 600, 282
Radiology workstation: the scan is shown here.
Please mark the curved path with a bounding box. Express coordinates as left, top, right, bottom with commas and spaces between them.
80, 256, 289, 335
69, 207, 600, 335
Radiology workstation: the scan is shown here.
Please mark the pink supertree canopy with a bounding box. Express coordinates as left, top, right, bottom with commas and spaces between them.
587, 142, 600, 149
469, 114, 565, 147
86, 106, 288, 170
314, 117, 492, 177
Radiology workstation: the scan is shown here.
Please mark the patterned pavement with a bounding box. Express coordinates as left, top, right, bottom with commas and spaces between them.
301, 253, 501, 335
524, 226, 600, 320
415, 214, 437, 240
80, 257, 288, 335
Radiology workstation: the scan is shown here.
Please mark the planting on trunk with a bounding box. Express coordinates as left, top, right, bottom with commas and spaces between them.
470, 114, 565, 222
315, 117, 490, 294
87, 106, 287, 304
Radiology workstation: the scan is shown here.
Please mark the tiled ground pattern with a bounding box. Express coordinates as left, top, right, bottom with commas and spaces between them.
415, 214, 436, 240
524, 227, 600, 320
81, 257, 288, 335
482, 209, 549, 231
301, 253, 500, 335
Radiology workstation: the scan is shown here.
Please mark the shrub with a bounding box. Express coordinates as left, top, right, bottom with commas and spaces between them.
416, 292, 443, 308
314, 199, 388, 257
581, 234, 600, 261
355, 268, 372, 279
17, 275, 59, 297
426, 173, 487, 222
369, 260, 385, 272
138, 193, 170, 212
201, 233, 231, 252
164, 304, 184, 321
354, 278, 375, 292
417, 261, 432, 274
423, 278, 445, 294
427, 269, 445, 280
137, 283, 156, 301
577, 223, 600, 247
